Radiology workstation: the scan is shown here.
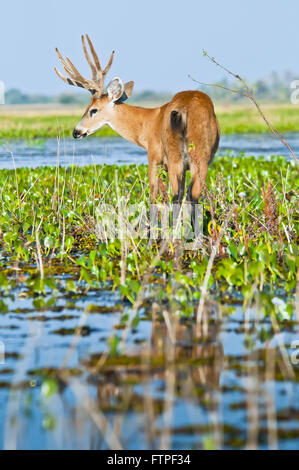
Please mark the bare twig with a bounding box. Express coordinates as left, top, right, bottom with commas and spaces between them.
69, 380, 123, 450
189, 50, 298, 165
160, 309, 177, 450
35, 218, 44, 279
265, 344, 278, 450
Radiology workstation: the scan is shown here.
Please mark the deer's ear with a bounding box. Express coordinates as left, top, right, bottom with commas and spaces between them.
123, 81, 134, 99
107, 77, 124, 102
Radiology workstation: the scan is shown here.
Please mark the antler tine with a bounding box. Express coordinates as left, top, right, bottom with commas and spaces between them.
54, 66, 83, 89
85, 34, 102, 72
81, 35, 97, 80
55, 47, 65, 63
103, 50, 115, 76
65, 57, 87, 83
54, 66, 86, 90
55, 48, 69, 72
54, 39, 108, 96
54, 67, 71, 85
55, 47, 93, 91
55, 48, 77, 79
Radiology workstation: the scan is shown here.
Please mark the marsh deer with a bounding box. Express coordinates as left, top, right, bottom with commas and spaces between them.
55, 35, 220, 228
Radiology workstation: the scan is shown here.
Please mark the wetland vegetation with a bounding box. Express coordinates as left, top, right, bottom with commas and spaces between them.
0, 152, 298, 449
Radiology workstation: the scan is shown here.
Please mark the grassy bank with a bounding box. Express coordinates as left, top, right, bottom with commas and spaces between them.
0, 104, 298, 139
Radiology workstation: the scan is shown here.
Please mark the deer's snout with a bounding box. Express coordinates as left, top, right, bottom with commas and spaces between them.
73, 128, 87, 139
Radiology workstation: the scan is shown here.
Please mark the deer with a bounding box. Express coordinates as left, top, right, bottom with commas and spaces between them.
54, 35, 220, 230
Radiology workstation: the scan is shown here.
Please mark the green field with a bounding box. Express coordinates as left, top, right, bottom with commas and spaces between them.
0, 104, 298, 139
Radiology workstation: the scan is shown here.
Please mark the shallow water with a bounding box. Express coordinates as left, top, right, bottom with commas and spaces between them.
0, 132, 298, 169
0, 136, 298, 450
0, 275, 298, 450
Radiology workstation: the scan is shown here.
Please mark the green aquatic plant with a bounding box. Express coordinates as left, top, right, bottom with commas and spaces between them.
0, 154, 296, 321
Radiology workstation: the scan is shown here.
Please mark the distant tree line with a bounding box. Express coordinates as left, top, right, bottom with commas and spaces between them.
3, 71, 297, 105
198, 71, 296, 103
4, 89, 172, 106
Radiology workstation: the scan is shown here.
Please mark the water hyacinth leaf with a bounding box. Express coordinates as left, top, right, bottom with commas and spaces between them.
65, 236, 74, 251
89, 250, 97, 264
65, 280, 76, 292
227, 242, 238, 260
272, 297, 293, 320
131, 314, 140, 329
0, 300, 8, 313
80, 267, 93, 285
41, 378, 58, 399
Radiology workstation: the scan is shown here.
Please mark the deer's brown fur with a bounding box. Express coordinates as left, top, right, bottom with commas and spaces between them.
55, 36, 220, 210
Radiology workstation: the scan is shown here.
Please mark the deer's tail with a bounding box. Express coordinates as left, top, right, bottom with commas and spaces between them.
170, 109, 187, 138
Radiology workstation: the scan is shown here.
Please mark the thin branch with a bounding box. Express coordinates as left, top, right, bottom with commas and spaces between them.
191, 50, 298, 165
188, 76, 249, 98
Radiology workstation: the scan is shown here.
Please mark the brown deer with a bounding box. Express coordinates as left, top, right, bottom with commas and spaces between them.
55, 35, 220, 227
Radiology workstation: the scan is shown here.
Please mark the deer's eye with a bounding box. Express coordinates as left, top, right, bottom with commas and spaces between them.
90, 109, 98, 117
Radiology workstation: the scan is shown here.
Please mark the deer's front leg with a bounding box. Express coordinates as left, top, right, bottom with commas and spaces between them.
148, 151, 162, 203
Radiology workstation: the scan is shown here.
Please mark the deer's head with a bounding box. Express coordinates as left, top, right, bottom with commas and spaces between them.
55, 35, 134, 139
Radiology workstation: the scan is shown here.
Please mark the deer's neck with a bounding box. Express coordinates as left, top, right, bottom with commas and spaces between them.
108, 103, 160, 149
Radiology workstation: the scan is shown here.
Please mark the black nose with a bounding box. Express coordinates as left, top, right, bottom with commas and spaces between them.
73, 129, 80, 139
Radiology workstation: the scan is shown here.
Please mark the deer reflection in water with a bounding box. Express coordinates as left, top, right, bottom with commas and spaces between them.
82, 302, 224, 449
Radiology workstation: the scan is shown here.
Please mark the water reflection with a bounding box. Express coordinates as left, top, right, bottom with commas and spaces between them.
0, 294, 298, 450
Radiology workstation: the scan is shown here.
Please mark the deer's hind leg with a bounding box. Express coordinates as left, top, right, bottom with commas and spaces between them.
167, 137, 187, 204
165, 138, 188, 249
187, 159, 209, 234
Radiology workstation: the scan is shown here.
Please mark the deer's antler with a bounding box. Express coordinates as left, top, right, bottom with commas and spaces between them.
54, 34, 114, 97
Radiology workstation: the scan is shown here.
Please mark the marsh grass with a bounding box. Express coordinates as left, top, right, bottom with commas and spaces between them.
0, 154, 297, 323
0, 153, 298, 449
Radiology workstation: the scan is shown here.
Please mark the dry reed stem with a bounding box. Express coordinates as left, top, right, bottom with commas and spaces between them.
4, 321, 42, 450
160, 311, 176, 450
265, 344, 278, 450
196, 206, 235, 336
69, 380, 123, 450
270, 313, 295, 382
35, 218, 44, 279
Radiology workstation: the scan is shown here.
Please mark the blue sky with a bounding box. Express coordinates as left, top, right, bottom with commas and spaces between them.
1, 0, 298, 94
